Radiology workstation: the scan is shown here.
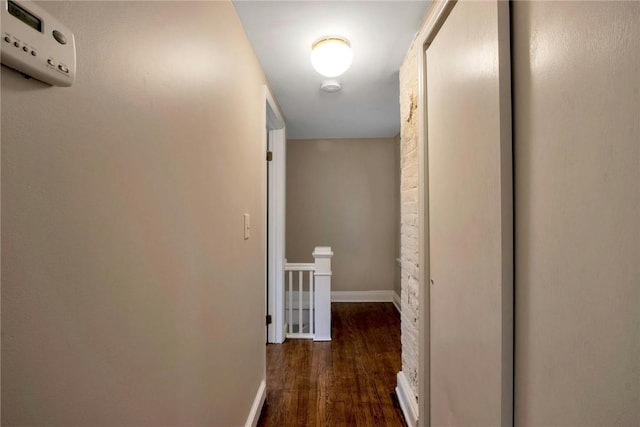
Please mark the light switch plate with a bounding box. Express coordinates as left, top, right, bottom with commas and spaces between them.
243, 213, 250, 240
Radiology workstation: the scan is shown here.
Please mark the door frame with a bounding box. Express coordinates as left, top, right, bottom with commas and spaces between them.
415, 4, 457, 424
264, 86, 286, 344
415, 1, 513, 425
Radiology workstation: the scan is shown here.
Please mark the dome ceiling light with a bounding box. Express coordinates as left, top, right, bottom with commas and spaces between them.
310, 36, 352, 78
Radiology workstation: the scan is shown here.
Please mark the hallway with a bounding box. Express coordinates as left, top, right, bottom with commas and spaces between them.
258, 303, 406, 426
2, 1, 638, 425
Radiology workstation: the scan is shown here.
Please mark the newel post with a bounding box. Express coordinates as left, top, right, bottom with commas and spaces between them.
313, 246, 333, 341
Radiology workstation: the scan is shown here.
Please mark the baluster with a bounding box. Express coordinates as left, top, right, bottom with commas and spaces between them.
288, 270, 293, 335
298, 270, 303, 333
309, 270, 314, 335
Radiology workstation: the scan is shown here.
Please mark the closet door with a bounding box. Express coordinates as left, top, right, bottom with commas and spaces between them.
426, 1, 512, 425
512, 2, 640, 425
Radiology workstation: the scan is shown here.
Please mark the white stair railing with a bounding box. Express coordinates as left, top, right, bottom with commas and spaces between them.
284, 263, 314, 339
284, 246, 333, 341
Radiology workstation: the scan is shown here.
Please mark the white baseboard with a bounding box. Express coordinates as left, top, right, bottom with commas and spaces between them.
313, 333, 332, 342
396, 371, 418, 427
392, 291, 401, 313
331, 290, 395, 302
244, 379, 266, 427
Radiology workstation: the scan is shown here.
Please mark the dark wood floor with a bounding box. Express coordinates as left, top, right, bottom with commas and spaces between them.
258, 302, 406, 427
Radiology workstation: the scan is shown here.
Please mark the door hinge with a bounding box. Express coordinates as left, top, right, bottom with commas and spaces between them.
266, 151, 273, 162
266, 314, 272, 325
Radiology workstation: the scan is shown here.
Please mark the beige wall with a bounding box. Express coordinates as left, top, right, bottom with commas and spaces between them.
286, 138, 397, 293
513, 2, 639, 424
1, 1, 269, 425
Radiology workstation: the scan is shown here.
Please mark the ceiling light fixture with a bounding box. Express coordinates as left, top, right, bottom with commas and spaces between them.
311, 36, 352, 78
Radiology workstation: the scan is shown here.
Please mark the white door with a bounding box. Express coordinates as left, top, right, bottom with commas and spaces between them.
426, 1, 512, 425
265, 89, 286, 344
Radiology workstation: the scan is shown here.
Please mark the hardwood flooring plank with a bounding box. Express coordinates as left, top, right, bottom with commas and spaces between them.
258, 303, 406, 427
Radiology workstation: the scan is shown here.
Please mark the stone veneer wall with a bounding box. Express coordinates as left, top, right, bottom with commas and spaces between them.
399, 34, 420, 402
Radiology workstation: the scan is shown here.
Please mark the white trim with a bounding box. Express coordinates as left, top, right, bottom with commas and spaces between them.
265, 85, 287, 344
286, 333, 314, 340
415, 2, 457, 425
314, 272, 332, 277
312, 247, 333, 258
284, 262, 315, 271
313, 247, 333, 341
392, 292, 401, 313
313, 334, 332, 342
331, 290, 395, 303
244, 380, 266, 427
396, 371, 419, 427
265, 86, 285, 128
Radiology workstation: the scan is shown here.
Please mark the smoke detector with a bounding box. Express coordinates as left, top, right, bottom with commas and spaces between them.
320, 79, 342, 93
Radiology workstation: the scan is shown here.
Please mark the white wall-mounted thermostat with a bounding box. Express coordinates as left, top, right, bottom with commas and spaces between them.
1, 0, 76, 86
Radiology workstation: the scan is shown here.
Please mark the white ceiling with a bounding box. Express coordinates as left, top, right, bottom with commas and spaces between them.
232, 1, 431, 140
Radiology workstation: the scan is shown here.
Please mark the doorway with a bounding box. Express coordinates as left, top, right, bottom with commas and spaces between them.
264, 86, 286, 344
